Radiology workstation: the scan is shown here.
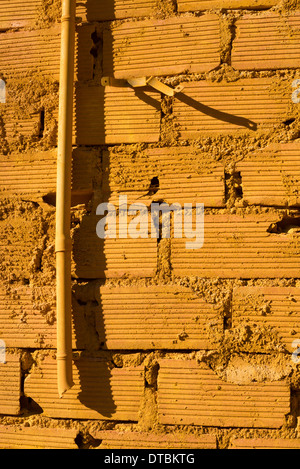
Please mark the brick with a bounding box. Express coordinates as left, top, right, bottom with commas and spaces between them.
0, 0, 42, 30
178, 0, 277, 11
95, 285, 223, 350
231, 438, 300, 449
233, 286, 300, 352
0, 25, 95, 81
77, 0, 156, 22
0, 284, 87, 349
91, 430, 217, 449
158, 359, 290, 428
0, 425, 78, 449
0, 354, 21, 416
0, 206, 47, 281
232, 13, 300, 71
103, 147, 225, 208
74, 85, 161, 145
0, 148, 99, 203
174, 79, 292, 138
25, 356, 144, 420
103, 15, 221, 79
172, 212, 300, 278
72, 213, 158, 279
0, 106, 41, 146
236, 143, 300, 207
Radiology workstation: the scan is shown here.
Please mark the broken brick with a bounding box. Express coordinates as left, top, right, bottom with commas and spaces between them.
232, 286, 300, 352
103, 146, 225, 208
236, 143, 300, 207
25, 356, 144, 420
157, 359, 290, 428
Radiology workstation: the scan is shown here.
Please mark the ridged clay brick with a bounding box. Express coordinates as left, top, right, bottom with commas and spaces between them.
77, 0, 157, 22
173, 78, 293, 138
231, 438, 300, 449
236, 142, 300, 207
0, 148, 99, 204
72, 213, 158, 279
0, 0, 42, 30
94, 285, 224, 350
0, 25, 95, 81
0, 354, 21, 416
74, 85, 161, 145
90, 430, 217, 449
25, 356, 144, 420
178, 0, 277, 11
103, 147, 225, 208
233, 286, 300, 352
158, 359, 290, 428
0, 425, 78, 449
172, 212, 300, 278
232, 13, 300, 71
0, 284, 88, 349
103, 15, 221, 79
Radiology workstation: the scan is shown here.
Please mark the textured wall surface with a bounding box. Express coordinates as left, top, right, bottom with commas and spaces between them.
1, 0, 300, 450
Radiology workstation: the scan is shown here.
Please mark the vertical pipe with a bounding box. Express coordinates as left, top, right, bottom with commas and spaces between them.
55, 0, 76, 397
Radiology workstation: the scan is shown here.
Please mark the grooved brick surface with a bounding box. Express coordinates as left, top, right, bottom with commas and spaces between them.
157, 359, 290, 428
74, 85, 161, 145
174, 79, 292, 138
25, 357, 144, 420
0, 25, 95, 81
231, 438, 300, 449
0, 0, 42, 30
0, 148, 99, 202
233, 286, 300, 352
178, 0, 277, 11
0, 425, 78, 449
77, 0, 156, 22
95, 285, 223, 350
236, 143, 300, 206
91, 430, 217, 449
103, 147, 225, 207
232, 13, 300, 71
172, 213, 300, 278
0, 355, 21, 416
72, 214, 158, 279
103, 15, 221, 79
0, 284, 88, 350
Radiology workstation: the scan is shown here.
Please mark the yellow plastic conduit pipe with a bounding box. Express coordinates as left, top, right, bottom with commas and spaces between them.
55, 0, 76, 397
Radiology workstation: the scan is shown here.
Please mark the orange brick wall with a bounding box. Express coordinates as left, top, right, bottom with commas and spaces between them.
1, 0, 300, 450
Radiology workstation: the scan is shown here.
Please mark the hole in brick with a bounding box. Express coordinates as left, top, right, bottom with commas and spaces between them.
38, 108, 45, 139
42, 191, 93, 207
267, 214, 300, 234
147, 176, 160, 196
283, 118, 296, 126
0, 78, 6, 104
75, 432, 102, 449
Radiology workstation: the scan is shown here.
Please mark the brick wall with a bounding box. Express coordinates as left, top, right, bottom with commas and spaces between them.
1, 0, 300, 449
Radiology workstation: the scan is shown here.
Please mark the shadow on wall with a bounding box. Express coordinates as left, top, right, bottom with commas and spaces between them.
75, 356, 117, 418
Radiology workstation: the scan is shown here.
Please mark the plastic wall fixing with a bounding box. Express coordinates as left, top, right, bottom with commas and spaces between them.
101, 76, 184, 96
